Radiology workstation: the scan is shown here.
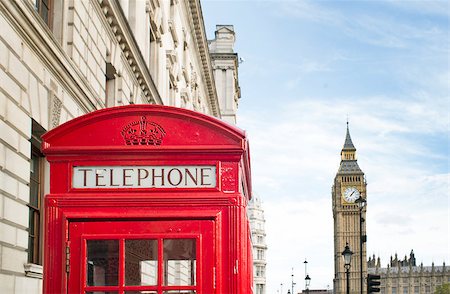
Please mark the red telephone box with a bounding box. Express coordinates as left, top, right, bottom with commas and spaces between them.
42, 105, 253, 294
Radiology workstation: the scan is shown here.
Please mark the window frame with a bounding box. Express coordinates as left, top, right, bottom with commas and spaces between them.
35, 0, 53, 29
27, 120, 46, 265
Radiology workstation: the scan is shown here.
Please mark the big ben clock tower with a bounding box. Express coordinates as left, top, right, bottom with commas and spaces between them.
332, 123, 367, 294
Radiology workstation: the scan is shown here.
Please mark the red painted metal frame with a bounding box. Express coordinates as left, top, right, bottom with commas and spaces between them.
42, 105, 253, 294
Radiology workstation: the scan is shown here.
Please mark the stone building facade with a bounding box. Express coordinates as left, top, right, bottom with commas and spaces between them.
209, 24, 240, 125
248, 194, 268, 294
368, 251, 450, 294
0, 0, 241, 292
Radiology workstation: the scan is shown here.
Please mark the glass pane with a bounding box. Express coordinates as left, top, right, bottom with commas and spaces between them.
163, 239, 196, 286
30, 183, 39, 206
125, 239, 158, 286
87, 240, 119, 286
163, 291, 196, 294
30, 154, 38, 175
86, 292, 118, 294
125, 292, 157, 294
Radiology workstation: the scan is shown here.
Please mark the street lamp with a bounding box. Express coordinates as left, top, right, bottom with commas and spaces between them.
342, 242, 353, 294
291, 267, 296, 294
305, 274, 311, 294
304, 259, 309, 293
355, 196, 367, 293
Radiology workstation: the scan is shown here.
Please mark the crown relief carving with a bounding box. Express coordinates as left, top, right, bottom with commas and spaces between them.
121, 116, 166, 146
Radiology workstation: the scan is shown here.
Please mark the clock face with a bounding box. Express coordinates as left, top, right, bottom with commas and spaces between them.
343, 187, 360, 203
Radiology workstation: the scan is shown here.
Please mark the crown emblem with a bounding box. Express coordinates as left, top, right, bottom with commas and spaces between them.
121, 116, 166, 145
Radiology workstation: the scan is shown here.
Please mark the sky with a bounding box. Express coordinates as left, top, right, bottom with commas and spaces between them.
202, 0, 449, 293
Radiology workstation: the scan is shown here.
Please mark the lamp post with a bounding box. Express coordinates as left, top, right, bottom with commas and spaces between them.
305, 274, 311, 294
304, 259, 308, 293
291, 267, 296, 294
342, 242, 353, 294
356, 196, 367, 293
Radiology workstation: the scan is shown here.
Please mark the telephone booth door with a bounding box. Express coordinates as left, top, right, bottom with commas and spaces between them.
68, 219, 215, 294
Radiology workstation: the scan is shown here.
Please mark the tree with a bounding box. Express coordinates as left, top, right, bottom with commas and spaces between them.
435, 283, 450, 294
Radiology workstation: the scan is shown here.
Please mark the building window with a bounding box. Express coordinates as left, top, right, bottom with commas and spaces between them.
105, 62, 117, 107
392, 287, 397, 294
257, 249, 264, 260
414, 286, 419, 293
257, 236, 264, 243
256, 284, 264, 294
256, 266, 265, 277
149, 17, 159, 82
403, 286, 408, 294
35, 0, 52, 27
28, 120, 46, 265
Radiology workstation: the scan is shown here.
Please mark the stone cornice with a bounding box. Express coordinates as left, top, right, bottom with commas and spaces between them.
210, 53, 239, 71
0, 0, 99, 114
186, 0, 220, 118
210, 52, 238, 60
99, 0, 162, 105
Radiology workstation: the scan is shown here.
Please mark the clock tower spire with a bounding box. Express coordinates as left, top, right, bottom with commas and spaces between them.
341, 122, 356, 160
332, 123, 367, 294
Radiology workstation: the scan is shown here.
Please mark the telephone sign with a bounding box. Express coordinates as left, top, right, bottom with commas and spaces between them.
72, 165, 217, 188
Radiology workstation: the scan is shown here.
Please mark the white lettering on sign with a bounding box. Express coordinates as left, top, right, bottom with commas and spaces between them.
73, 166, 216, 188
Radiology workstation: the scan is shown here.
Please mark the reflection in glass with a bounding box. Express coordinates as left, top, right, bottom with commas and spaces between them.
163, 239, 196, 286
125, 239, 158, 285
87, 240, 119, 286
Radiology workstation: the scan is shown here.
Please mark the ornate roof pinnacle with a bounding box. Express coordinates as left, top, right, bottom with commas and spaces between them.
343, 121, 356, 151
338, 121, 362, 172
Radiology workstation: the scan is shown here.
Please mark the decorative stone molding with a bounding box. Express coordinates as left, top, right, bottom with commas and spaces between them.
24, 263, 43, 279
99, 0, 162, 105
168, 19, 179, 47
182, 66, 190, 83
180, 88, 189, 108
147, 0, 162, 43
49, 95, 63, 129
185, 0, 220, 117
166, 50, 178, 65
190, 71, 198, 89
213, 65, 235, 70
166, 50, 179, 87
